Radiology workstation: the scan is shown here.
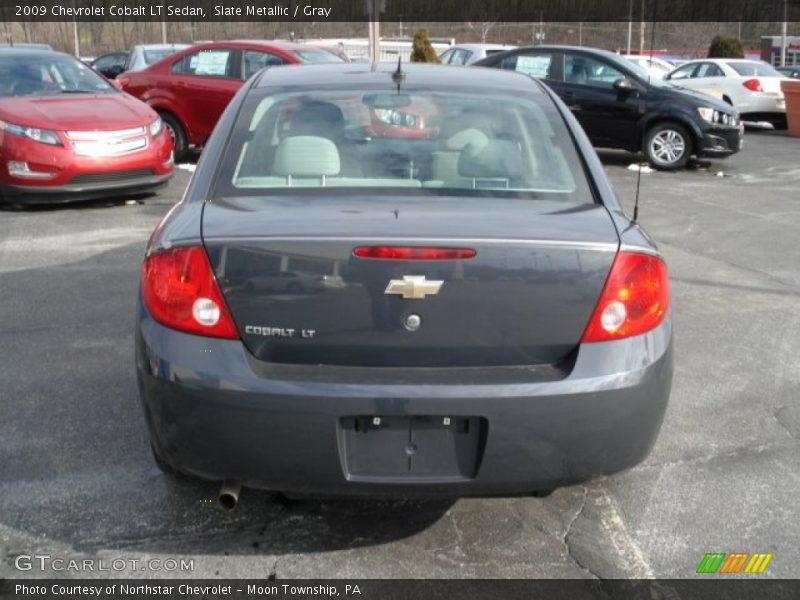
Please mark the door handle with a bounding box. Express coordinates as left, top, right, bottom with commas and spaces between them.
562, 91, 576, 99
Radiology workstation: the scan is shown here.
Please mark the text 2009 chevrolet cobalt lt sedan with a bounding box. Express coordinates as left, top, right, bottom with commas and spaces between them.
136, 63, 672, 504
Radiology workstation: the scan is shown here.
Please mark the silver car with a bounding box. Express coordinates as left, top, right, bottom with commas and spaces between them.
665, 58, 789, 128
439, 43, 517, 66
124, 43, 190, 73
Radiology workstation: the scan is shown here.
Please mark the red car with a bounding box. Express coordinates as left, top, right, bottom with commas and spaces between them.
119, 41, 343, 159
0, 49, 173, 205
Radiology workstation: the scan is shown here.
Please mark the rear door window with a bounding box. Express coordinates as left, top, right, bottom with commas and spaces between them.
172, 49, 236, 78
565, 54, 624, 88
242, 50, 288, 79
501, 52, 557, 80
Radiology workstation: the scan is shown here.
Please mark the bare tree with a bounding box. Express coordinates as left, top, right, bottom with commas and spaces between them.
465, 21, 497, 43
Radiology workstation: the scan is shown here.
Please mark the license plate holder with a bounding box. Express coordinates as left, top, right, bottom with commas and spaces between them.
339, 415, 486, 481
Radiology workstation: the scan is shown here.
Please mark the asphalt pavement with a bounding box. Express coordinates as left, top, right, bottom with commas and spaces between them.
1, 131, 799, 579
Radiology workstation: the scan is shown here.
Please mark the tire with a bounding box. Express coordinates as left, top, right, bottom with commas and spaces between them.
159, 111, 189, 162
286, 282, 303, 294
644, 122, 693, 170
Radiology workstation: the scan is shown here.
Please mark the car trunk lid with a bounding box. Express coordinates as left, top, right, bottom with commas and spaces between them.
202, 195, 619, 367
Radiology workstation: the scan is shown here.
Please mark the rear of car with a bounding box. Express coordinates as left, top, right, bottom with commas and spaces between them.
0, 51, 173, 204
135, 64, 672, 497
666, 59, 788, 128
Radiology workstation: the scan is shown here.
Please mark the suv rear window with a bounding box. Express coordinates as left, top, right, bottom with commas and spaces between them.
213, 87, 593, 203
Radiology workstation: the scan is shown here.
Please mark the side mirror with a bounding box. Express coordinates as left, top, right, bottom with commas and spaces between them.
613, 77, 636, 92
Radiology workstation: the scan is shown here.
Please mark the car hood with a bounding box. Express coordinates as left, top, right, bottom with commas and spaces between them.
658, 83, 732, 111
0, 93, 156, 131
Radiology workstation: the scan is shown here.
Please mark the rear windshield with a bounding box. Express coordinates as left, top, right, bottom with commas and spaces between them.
213, 86, 592, 203
292, 49, 345, 64
143, 48, 179, 65
727, 61, 782, 77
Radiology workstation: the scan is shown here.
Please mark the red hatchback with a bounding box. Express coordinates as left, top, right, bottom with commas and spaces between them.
119, 41, 344, 159
0, 50, 173, 205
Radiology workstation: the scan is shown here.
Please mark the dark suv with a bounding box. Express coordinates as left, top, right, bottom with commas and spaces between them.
474, 46, 743, 169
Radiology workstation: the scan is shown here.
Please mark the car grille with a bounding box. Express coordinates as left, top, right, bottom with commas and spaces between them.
70, 168, 155, 185
65, 126, 148, 157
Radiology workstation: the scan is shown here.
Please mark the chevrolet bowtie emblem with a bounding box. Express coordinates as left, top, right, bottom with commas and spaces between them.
384, 276, 443, 299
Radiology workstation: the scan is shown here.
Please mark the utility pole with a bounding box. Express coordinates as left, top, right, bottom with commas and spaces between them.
639, 0, 645, 55
367, 0, 381, 63
161, 21, 167, 44
626, 0, 633, 55
780, 0, 788, 67
73, 20, 80, 57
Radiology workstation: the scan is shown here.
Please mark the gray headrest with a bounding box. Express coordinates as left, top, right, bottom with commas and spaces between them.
273, 136, 340, 177
444, 128, 489, 151
457, 140, 523, 179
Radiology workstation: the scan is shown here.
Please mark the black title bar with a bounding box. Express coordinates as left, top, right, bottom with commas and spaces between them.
1, 0, 799, 22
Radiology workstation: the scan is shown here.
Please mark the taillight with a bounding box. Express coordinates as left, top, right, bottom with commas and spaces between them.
742, 78, 763, 92
581, 251, 669, 343
141, 246, 239, 339
353, 246, 476, 260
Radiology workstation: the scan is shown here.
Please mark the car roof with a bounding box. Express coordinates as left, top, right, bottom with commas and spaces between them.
132, 43, 190, 50
449, 43, 515, 51
252, 61, 545, 93
218, 40, 330, 51
0, 48, 73, 59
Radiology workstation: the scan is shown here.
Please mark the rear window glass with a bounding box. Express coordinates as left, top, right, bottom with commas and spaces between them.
292, 49, 345, 64
143, 48, 178, 65
727, 61, 782, 77
213, 87, 593, 204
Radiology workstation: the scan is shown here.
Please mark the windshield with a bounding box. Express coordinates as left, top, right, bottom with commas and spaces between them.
214, 87, 592, 203
292, 49, 345, 64
0, 54, 114, 97
727, 61, 783, 77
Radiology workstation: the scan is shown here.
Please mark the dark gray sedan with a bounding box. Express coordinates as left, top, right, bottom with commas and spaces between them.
136, 63, 672, 506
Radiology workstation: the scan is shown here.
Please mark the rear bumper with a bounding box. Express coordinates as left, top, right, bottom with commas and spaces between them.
135, 303, 673, 496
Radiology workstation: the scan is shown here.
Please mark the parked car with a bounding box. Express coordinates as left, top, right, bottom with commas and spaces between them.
0, 49, 173, 204
439, 43, 517, 66
136, 62, 672, 504
0, 43, 53, 51
474, 45, 743, 169
664, 58, 788, 128
120, 40, 344, 159
623, 54, 675, 80
123, 43, 191, 73
776, 66, 800, 80
91, 51, 129, 79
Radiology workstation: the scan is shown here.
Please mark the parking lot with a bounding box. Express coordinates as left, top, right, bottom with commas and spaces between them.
1, 130, 799, 579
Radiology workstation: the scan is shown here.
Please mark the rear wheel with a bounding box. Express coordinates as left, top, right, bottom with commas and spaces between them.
644, 122, 692, 170
159, 111, 189, 162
